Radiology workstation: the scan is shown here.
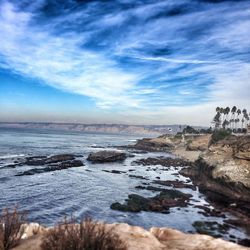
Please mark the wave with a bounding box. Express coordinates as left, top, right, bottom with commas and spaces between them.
0, 154, 25, 159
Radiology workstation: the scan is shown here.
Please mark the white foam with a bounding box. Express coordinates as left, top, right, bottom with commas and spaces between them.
0, 154, 25, 159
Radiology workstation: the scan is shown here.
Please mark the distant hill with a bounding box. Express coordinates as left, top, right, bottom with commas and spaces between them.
0, 122, 195, 136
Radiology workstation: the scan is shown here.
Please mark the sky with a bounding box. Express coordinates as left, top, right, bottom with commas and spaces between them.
0, 0, 249, 125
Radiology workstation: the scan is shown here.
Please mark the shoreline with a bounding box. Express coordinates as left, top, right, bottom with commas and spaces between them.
13, 222, 249, 250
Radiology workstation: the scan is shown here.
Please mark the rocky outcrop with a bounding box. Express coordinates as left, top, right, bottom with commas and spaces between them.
186, 134, 210, 151
13, 223, 248, 250
87, 150, 127, 163
179, 135, 250, 204
25, 154, 77, 166
132, 157, 191, 168
128, 137, 174, 152
110, 190, 191, 213
194, 158, 249, 203
16, 160, 84, 176
153, 180, 196, 190
15, 154, 84, 176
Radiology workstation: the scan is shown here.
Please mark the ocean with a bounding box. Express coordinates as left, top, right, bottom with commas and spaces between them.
0, 127, 248, 243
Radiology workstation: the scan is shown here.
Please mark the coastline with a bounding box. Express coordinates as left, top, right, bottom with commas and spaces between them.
1, 130, 250, 249
13, 222, 249, 250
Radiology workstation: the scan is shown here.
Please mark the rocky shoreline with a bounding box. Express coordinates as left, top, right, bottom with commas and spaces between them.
117, 133, 250, 246
2, 132, 250, 249
127, 133, 250, 205
13, 222, 249, 250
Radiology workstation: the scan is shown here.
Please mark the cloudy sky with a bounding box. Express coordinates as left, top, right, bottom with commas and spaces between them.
0, 0, 249, 125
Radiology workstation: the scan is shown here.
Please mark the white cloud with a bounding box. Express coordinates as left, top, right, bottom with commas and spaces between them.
0, 1, 144, 109
0, 0, 249, 125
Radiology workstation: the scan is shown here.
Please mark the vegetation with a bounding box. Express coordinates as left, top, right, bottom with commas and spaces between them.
209, 129, 232, 146
212, 106, 249, 132
0, 207, 27, 250
41, 217, 127, 250
183, 126, 199, 134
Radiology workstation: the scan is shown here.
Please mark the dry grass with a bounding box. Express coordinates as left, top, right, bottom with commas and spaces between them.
0, 207, 27, 250
41, 217, 127, 250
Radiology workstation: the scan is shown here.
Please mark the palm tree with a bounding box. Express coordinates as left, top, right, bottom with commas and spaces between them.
231, 106, 237, 130
236, 109, 241, 130
242, 109, 248, 128
241, 118, 245, 129
225, 107, 230, 121
216, 107, 220, 113
213, 112, 221, 129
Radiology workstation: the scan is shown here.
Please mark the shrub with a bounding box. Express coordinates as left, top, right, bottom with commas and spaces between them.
183, 126, 199, 134
0, 207, 27, 250
209, 129, 232, 146
41, 217, 127, 250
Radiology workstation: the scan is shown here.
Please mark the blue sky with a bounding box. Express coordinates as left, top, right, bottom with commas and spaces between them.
0, 0, 249, 125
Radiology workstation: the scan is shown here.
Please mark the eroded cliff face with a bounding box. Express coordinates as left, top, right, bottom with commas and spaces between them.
13, 223, 249, 250
183, 135, 250, 203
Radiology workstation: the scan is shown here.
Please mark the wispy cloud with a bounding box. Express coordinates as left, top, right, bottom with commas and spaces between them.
0, 0, 249, 124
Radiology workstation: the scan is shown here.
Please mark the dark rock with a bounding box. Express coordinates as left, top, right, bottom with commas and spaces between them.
102, 170, 126, 174
193, 221, 230, 238
194, 205, 226, 218
127, 154, 135, 158
129, 175, 149, 180
135, 185, 166, 192
24, 154, 77, 166
46, 154, 75, 164
16, 160, 84, 176
132, 157, 191, 168
87, 151, 126, 163
238, 238, 250, 247
111, 189, 191, 213
154, 180, 196, 191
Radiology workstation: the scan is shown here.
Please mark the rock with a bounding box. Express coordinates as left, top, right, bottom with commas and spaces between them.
154, 180, 196, 190
87, 151, 126, 163
180, 157, 250, 204
24, 154, 77, 166
111, 190, 192, 213
25, 157, 47, 166
102, 170, 126, 174
16, 160, 84, 176
128, 137, 174, 152
46, 154, 75, 164
194, 205, 226, 218
150, 226, 248, 250
132, 157, 191, 168
186, 135, 210, 152
21, 223, 46, 239
129, 175, 149, 180
192, 221, 230, 238
135, 185, 169, 192
13, 222, 249, 250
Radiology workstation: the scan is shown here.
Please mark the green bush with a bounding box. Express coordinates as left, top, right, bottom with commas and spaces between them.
209, 129, 232, 145
183, 126, 199, 134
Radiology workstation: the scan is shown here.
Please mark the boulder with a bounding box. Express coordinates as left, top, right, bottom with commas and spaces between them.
87, 151, 126, 163
16, 160, 84, 176
132, 157, 191, 168
111, 190, 191, 213
132, 137, 174, 152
